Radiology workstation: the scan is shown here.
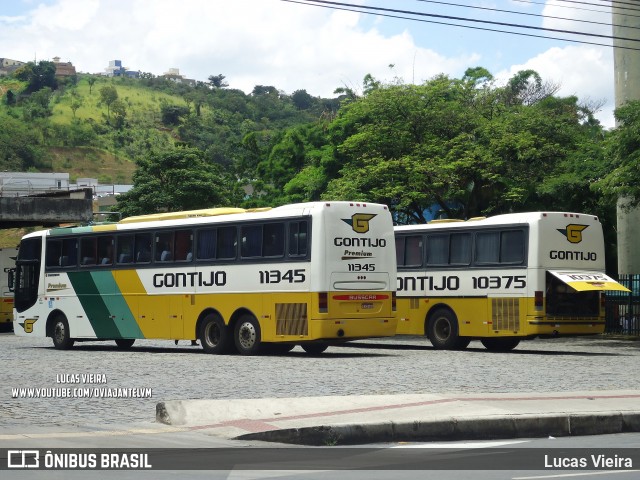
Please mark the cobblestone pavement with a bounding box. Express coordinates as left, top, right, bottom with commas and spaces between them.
1, 332, 639, 429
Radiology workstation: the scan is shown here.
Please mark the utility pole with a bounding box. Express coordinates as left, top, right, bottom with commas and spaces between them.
613, 2, 640, 274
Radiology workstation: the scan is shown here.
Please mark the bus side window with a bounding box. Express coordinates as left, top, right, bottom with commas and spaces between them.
117, 235, 134, 264
263, 223, 284, 257
241, 225, 262, 258
174, 229, 193, 262
61, 238, 78, 268
450, 233, 471, 265
196, 228, 216, 260
426, 234, 449, 266
80, 237, 97, 266
46, 239, 62, 268
289, 221, 308, 257
501, 230, 525, 263
475, 232, 500, 264
155, 231, 174, 262
98, 236, 114, 265
405, 235, 423, 266
135, 234, 152, 263
217, 226, 236, 260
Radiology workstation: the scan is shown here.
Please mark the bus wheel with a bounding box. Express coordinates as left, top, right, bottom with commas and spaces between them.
481, 338, 520, 352
115, 339, 135, 349
427, 309, 467, 350
51, 315, 74, 350
302, 343, 328, 355
234, 314, 261, 355
200, 313, 231, 354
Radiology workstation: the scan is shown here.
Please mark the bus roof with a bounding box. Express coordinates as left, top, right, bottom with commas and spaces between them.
19, 201, 390, 239
394, 211, 600, 232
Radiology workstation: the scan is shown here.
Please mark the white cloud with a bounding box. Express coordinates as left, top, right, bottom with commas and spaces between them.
0, 0, 485, 97
496, 43, 614, 128
0, 0, 616, 127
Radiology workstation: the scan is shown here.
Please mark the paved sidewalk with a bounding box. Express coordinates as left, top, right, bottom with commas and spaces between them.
157, 390, 640, 445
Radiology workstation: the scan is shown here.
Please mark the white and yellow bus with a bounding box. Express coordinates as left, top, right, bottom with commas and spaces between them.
1, 247, 18, 330
394, 212, 628, 351
11, 202, 397, 355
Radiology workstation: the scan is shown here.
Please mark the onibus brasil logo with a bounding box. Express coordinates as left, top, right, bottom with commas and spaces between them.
342, 213, 377, 234
557, 224, 589, 244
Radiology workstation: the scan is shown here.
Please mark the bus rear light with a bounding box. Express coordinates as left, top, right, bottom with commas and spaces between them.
319, 292, 328, 313
535, 290, 544, 309
392, 292, 397, 311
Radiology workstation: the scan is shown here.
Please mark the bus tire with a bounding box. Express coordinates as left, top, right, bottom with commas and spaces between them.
115, 339, 135, 349
427, 308, 468, 350
481, 338, 520, 352
234, 314, 261, 355
51, 314, 74, 350
302, 343, 328, 355
200, 313, 231, 354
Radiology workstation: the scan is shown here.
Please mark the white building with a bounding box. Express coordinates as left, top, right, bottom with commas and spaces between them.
0, 172, 70, 197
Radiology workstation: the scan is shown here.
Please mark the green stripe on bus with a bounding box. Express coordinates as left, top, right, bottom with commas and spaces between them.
50, 226, 95, 236
91, 271, 143, 338
67, 271, 121, 339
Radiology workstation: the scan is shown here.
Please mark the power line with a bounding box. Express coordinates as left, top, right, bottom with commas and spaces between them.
415, 0, 640, 29
509, 0, 633, 16
281, 0, 640, 50
553, 0, 640, 14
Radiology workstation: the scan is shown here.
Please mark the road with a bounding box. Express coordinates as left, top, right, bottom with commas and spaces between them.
2, 332, 640, 428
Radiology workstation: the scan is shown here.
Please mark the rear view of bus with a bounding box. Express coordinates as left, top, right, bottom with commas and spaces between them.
529, 212, 628, 338
311, 202, 397, 348
394, 211, 627, 352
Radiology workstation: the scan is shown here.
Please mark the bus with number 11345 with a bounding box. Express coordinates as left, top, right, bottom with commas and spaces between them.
394, 211, 628, 351
10, 201, 397, 355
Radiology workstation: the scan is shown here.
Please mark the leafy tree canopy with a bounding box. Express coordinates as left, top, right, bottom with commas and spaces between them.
115, 146, 243, 217
595, 100, 640, 208
13, 61, 57, 93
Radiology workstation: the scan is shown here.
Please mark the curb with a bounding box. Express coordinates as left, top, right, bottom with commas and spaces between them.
236, 412, 640, 445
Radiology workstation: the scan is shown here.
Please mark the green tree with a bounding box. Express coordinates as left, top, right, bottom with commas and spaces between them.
161, 104, 190, 125
87, 76, 97, 94
22, 87, 54, 120
291, 89, 313, 110
312, 70, 604, 222
0, 116, 44, 170
208, 74, 228, 89
595, 100, 640, 207
13, 61, 57, 93
99, 85, 118, 123
115, 146, 243, 217
111, 99, 127, 129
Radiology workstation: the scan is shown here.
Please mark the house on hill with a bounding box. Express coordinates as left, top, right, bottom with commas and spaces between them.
162, 68, 196, 86
52, 56, 76, 78
0, 57, 25, 76
103, 59, 139, 78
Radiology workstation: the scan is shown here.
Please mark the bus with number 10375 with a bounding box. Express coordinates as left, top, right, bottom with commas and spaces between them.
394, 211, 629, 351
10, 201, 397, 355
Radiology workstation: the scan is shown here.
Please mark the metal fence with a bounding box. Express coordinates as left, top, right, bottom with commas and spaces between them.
605, 274, 640, 335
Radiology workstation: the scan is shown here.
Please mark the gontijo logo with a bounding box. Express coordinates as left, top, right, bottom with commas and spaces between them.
19, 318, 37, 333
342, 213, 377, 234
557, 224, 588, 244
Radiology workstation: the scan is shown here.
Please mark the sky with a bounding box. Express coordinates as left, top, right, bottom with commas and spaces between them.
0, 0, 620, 127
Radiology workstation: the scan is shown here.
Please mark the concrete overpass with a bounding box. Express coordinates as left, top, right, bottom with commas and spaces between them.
0, 188, 94, 229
